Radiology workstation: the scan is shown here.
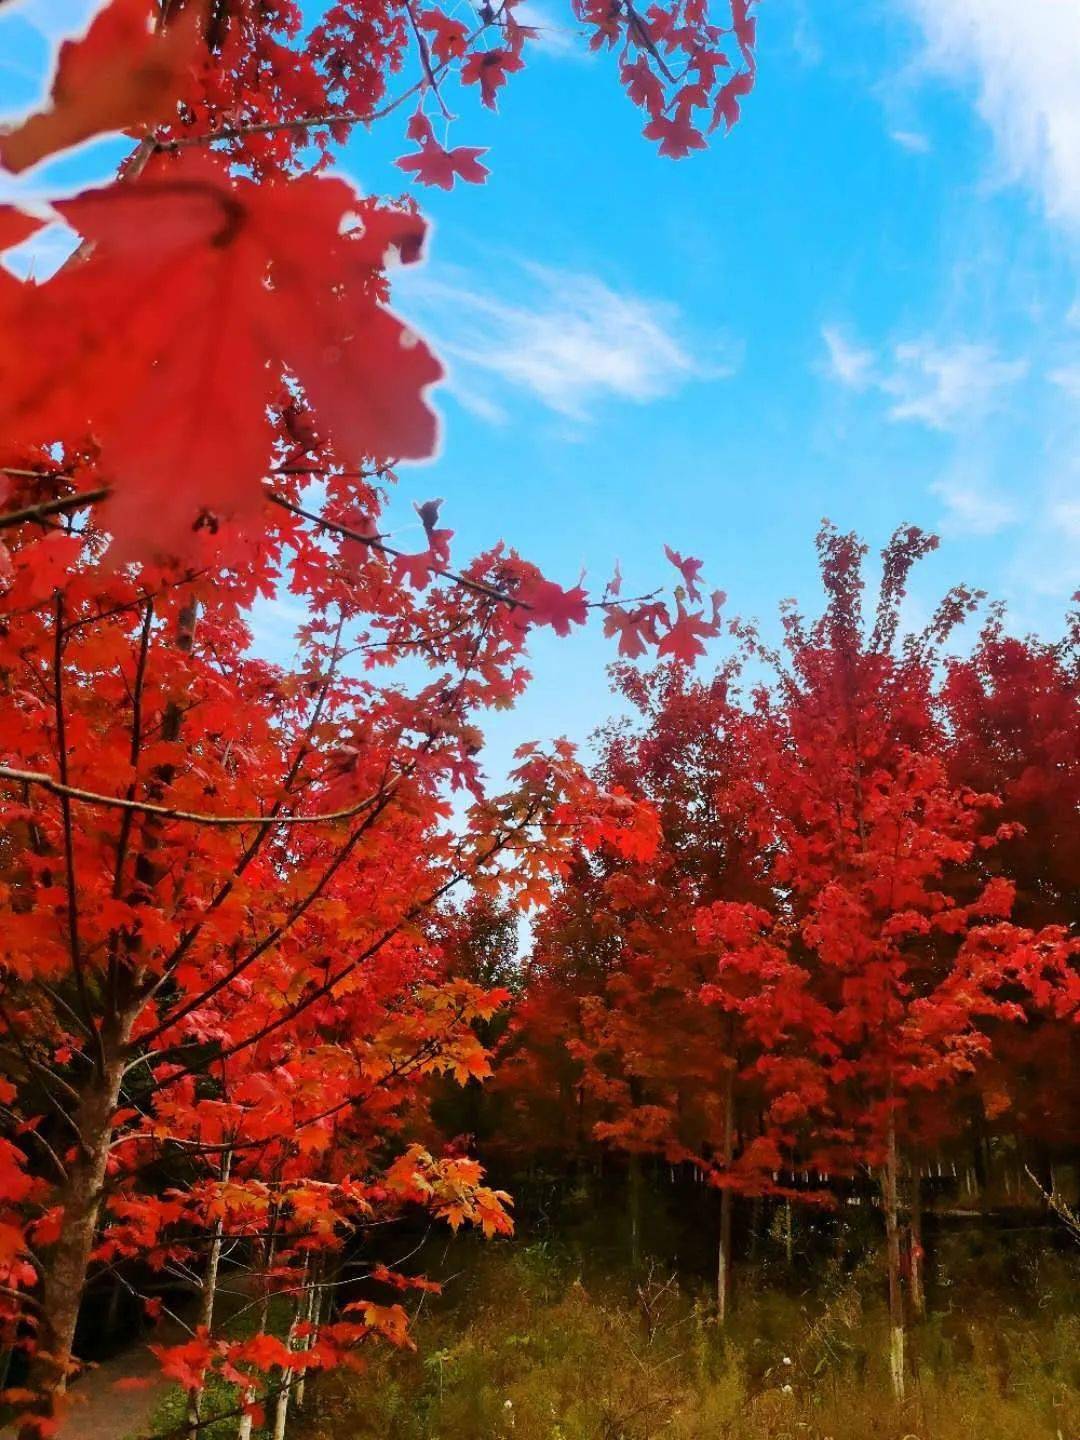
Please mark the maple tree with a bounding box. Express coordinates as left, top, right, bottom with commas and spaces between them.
500, 527, 1078, 1398
5, 2, 1073, 1431
0, 0, 757, 1433
940, 609, 1080, 1183
719, 526, 1076, 1397
510, 660, 803, 1323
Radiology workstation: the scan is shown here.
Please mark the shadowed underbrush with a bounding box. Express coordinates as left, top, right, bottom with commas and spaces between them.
297, 1230, 1079, 1440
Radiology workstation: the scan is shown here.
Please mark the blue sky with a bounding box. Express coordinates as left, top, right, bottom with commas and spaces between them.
3, 0, 1079, 781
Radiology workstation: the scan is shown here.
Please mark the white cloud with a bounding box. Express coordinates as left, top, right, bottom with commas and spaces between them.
1, 0, 101, 43
901, 0, 1080, 229
821, 324, 875, 388
1048, 361, 1080, 397
789, 0, 823, 67
931, 472, 1017, 536
820, 326, 1027, 429
515, 1, 591, 59
401, 263, 717, 422
1049, 497, 1080, 539
890, 129, 932, 154
883, 339, 1028, 429
1007, 487, 1080, 603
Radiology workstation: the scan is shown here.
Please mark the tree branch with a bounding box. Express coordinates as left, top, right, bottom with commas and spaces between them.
52, 594, 107, 1075
0, 761, 408, 829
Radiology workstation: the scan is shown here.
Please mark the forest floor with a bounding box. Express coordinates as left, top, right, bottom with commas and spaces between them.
294, 1219, 1080, 1440
29, 1198, 1077, 1440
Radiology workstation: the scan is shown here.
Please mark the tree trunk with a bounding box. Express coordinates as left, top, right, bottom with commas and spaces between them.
628, 1154, 643, 1270
882, 1109, 905, 1401
909, 1162, 925, 1322
716, 1065, 735, 1326
18, 605, 200, 1439
238, 1209, 278, 1440
19, 1038, 130, 1439
187, 1149, 232, 1440
294, 1261, 321, 1411
270, 1256, 307, 1440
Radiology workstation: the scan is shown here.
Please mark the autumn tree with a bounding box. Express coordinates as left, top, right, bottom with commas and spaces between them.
561, 658, 798, 1319
716, 525, 1078, 1397
941, 605, 1080, 1189
499, 632, 823, 1324
506, 526, 1077, 1397
0, 0, 757, 1432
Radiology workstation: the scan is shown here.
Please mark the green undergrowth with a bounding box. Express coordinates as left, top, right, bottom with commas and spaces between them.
136, 1289, 294, 1440
297, 1235, 1079, 1440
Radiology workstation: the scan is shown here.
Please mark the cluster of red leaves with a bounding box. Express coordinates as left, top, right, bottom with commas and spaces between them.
497, 527, 1079, 1208
395, 0, 759, 183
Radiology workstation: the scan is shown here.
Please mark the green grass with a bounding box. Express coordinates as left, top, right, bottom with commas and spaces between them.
136, 1291, 296, 1440
296, 1236, 1080, 1440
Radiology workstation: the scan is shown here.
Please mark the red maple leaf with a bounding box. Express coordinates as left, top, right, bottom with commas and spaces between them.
418, 7, 470, 63
0, 155, 443, 559
603, 602, 665, 658
643, 111, 706, 159
0, 0, 205, 174
663, 544, 704, 600
731, 0, 758, 62
396, 142, 490, 190
461, 48, 525, 110
656, 598, 719, 663
711, 70, 755, 132
516, 576, 589, 636
151, 1335, 215, 1391
621, 58, 665, 119
0, 208, 44, 264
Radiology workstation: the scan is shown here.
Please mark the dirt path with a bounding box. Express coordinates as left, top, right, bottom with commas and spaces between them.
1, 1337, 171, 1440
56, 1342, 169, 1439
3, 1274, 255, 1438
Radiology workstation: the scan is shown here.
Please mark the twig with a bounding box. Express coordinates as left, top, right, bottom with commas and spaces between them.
1024, 1165, 1080, 1245
153, 6, 509, 153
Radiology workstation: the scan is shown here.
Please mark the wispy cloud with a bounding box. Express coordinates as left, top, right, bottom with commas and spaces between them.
820, 325, 1027, 430
1, 0, 100, 43
1007, 484, 1080, 604
1048, 360, 1080, 398
401, 262, 723, 423
930, 471, 1017, 537
821, 325, 874, 389
890, 129, 932, 154
1048, 497, 1080, 540
883, 339, 1028, 429
515, 1, 592, 59
900, 0, 1080, 230
788, 0, 823, 67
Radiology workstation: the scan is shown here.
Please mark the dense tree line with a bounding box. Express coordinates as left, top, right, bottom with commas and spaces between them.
490, 527, 1078, 1399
